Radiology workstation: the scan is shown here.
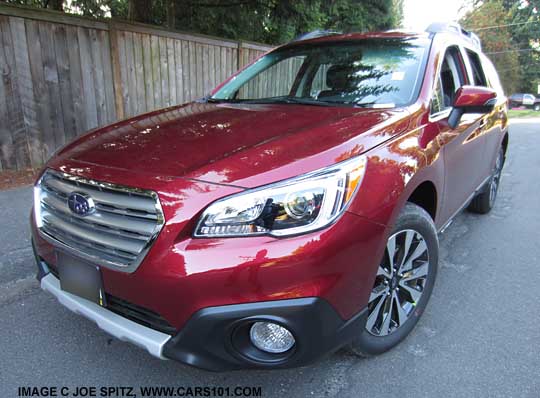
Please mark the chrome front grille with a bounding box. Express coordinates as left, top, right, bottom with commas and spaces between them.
34, 170, 164, 272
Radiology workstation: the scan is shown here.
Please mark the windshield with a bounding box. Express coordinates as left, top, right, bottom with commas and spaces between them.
211, 37, 429, 108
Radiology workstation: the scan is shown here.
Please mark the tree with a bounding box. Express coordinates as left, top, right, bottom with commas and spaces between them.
461, 0, 522, 94
462, 0, 540, 94
3, 0, 403, 45
504, 0, 540, 93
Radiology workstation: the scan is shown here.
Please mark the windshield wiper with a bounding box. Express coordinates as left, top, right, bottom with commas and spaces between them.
205, 97, 238, 104
239, 96, 337, 107
353, 101, 378, 107
280, 97, 339, 107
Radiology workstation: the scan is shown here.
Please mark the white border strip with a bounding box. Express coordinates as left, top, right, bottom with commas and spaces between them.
41, 274, 171, 359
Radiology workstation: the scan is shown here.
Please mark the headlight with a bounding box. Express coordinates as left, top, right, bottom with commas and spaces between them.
194, 156, 367, 237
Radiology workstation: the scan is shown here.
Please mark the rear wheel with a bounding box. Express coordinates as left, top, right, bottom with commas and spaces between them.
468, 147, 504, 214
534, 104, 540, 111
349, 203, 438, 357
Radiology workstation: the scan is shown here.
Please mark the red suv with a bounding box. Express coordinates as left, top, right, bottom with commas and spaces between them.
31, 23, 508, 371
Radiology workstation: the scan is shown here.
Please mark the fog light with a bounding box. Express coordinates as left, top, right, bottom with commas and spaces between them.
249, 322, 295, 353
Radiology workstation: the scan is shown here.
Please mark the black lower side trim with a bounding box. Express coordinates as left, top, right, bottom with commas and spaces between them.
163, 298, 368, 371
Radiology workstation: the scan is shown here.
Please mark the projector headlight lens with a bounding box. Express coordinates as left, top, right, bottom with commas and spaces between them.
195, 155, 367, 237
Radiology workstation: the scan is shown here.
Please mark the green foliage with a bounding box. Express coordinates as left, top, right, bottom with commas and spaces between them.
4, 0, 403, 45
505, 0, 540, 93
508, 109, 540, 118
154, 0, 403, 45
462, 0, 540, 94
462, 0, 522, 94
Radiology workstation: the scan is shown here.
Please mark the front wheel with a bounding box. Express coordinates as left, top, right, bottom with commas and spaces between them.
349, 203, 438, 357
534, 104, 540, 111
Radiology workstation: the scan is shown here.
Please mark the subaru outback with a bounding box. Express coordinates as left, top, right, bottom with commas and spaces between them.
31, 22, 508, 370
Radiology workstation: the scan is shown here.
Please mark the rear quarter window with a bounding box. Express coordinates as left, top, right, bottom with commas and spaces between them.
480, 54, 505, 96
465, 49, 487, 87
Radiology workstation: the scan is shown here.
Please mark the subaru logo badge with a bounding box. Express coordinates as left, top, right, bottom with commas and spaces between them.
67, 192, 95, 216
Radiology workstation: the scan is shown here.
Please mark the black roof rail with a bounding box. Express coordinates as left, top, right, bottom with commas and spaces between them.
292, 30, 342, 42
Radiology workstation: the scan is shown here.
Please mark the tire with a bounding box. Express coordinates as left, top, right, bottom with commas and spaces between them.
349, 202, 439, 357
468, 147, 504, 214
534, 104, 540, 111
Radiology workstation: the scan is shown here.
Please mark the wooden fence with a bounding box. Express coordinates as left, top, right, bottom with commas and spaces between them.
0, 4, 271, 171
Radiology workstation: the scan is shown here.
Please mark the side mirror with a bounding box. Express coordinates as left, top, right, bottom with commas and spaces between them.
448, 86, 497, 129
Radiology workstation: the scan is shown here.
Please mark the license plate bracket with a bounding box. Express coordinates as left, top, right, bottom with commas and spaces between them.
57, 252, 106, 306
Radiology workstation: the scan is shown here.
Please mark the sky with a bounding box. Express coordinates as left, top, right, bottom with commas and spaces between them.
402, 0, 470, 31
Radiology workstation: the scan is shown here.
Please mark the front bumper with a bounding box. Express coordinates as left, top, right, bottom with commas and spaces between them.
35, 253, 367, 371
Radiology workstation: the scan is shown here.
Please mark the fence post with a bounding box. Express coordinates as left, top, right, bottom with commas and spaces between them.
108, 22, 124, 120
237, 40, 244, 70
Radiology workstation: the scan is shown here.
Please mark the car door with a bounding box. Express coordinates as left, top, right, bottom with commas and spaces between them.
523, 94, 535, 106
428, 46, 488, 224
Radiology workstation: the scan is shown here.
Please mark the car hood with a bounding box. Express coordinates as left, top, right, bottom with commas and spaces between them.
54, 102, 411, 188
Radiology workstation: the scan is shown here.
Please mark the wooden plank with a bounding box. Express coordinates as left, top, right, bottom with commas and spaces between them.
99, 29, 116, 123
124, 31, 137, 117
141, 33, 154, 111
237, 41, 244, 70
0, 16, 18, 169
195, 43, 203, 98
174, 39, 183, 104
133, 32, 146, 114
207, 44, 215, 92
182, 40, 192, 101
0, 72, 6, 170
111, 20, 238, 49
217, 46, 225, 84
52, 23, 77, 142
0, 19, 11, 171
25, 19, 52, 162
116, 30, 130, 117
216, 46, 223, 87
77, 26, 98, 129
65, 24, 86, 136
108, 26, 124, 121
89, 28, 107, 126
204, 45, 210, 97
159, 36, 169, 107
241, 41, 272, 52
9, 17, 41, 168
166, 37, 176, 105
227, 47, 233, 77
150, 34, 162, 108
39, 21, 66, 152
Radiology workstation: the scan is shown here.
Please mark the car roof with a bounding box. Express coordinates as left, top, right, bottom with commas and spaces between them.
284, 31, 427, 46
281, 24, 482, 53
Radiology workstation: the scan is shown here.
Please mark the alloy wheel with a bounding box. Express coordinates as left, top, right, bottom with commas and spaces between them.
366, 229, 430, 336
489, 151, 503, 206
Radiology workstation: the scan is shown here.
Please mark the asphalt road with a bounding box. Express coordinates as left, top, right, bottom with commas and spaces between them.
1, 119, 539, 398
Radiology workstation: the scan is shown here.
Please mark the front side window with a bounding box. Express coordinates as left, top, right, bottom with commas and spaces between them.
211, 37, 430, 107
431, 47, 464, 115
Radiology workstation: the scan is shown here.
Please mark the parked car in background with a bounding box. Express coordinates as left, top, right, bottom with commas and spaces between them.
31, 22, 508, 371
509, 93, 540, 110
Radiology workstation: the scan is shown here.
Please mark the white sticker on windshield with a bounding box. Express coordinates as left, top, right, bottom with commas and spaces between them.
391, 71, 405, 81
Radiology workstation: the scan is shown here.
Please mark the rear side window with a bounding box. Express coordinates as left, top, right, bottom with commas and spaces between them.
466, 50, 487, 87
